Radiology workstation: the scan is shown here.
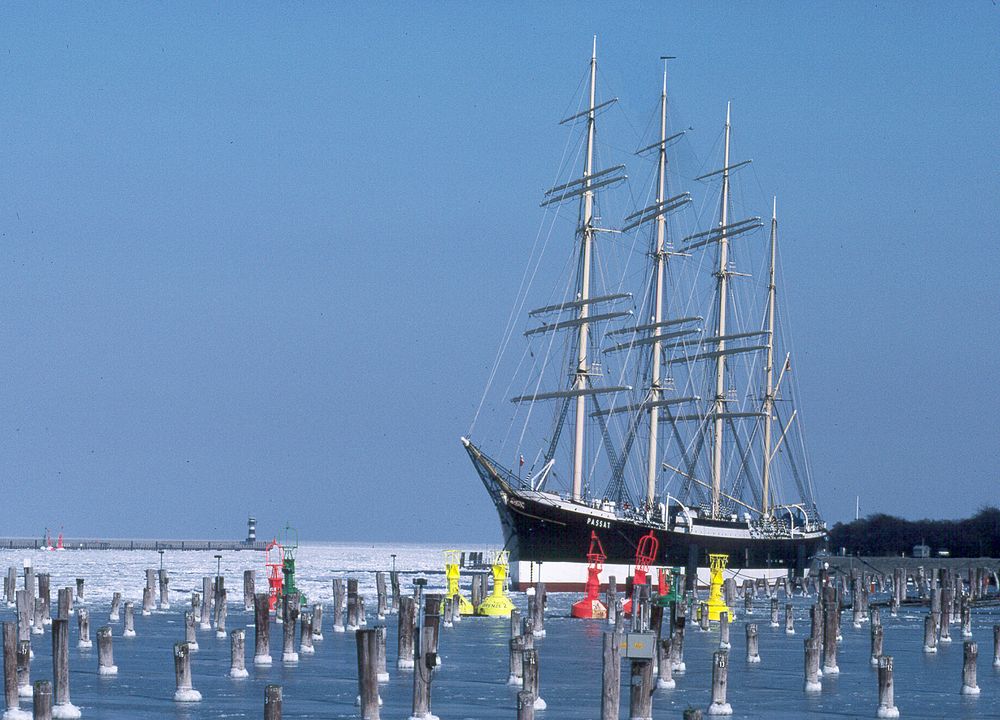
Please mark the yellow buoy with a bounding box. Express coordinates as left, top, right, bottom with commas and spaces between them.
706, 553, 734, 621
476, 550, 515, 617
444, 550, 475, 615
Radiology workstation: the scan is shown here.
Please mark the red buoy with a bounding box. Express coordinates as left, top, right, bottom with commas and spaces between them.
623, 530, 659, 616
571, 532, 608, 619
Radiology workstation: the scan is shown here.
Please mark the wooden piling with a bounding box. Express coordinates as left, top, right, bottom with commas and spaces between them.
242, 570, 254, 612
253, 592, 271, 666
629, 651, 653, 720
228, 629, 249, 678
784, 603, 794, 635
75, 609, 91, 650
4, 568, 14, 607
56, 589, 70, 623
123, 602, 135, 638
172, 642, 201, 702
199, 577, 212, 630
3, 621, 21, 716
312, 603, 323, 642
15, 592, 30, 647
51, 618, 80, 717
215, 589, 228, 638
109, 593, 121, 623
719, 611, 730, 650
523, 647, 545, 711
347, 579, 360, 631
744, 623, 760, 664
376, 572, 388, 619
410, 625, 435, 719
264, 684, 282, 720
769, 597, 779, 628
993, 625, 999, 668
332, 579, 346, 632
397, 596, 415, 670
871, 622, 885, 666
184, 610, 199, 652
31, 601, 43, 636
960, 602, 972, 639
390, 571, 400, 613
282, 595, 299, 663
356, 629, 380, 720
300, 614, 314, 655
508, 636, 524, 686
601, 631, 621, 720
961, 641, 979, 695
145, 569, 156, 594
606, 576, 617, 626
32, 680, 52, 720
97, 626, 116, 676
517, 689, 535, 720
876, 656, 898, 718
707, 650, 732, 716
923, 614, 937, 654
374, 624, 388, 682
16, 640, 30, 699
671, 608, 687, 674
804, 637, 821, 692
37, 576, 50, 627
531, 584, 546, 637
822, 605, 839, 675
743, 584, 753, 615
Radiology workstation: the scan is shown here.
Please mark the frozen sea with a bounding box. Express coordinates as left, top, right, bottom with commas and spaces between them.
1, 543, 999, 719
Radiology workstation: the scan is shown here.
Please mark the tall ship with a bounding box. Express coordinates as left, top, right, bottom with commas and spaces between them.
462, 43, 826, 591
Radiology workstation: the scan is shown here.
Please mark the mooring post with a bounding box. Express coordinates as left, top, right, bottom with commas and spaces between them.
199, 578, 212, 630
671, 609, 687, 674
51, 619, 79, 718
960, 603, 972, 639
517, 689, 535, 720
31, 601, 43, 637
4, 569, 14, 607
993, 625, 1000, 668
719, 610, 730, 650
75, 609, 91, 650
3, 621, 22, 717
442, 598, 453, 629
97, 626, 116, 676
707, 650, 732, 716
282, 594, 299, 663
876, 655, 898, 718
390, 571, 400, 613
32, 680, 51, 720
782, 603, 794, 635
242, 570, 254, 612
15, 593, 30, 647
397, 596, 415, 670
822, 605, 839, 675
743, 583, 753, 615
374, 625, 388, 682
123, 602, 135, 638
141, 586, 153, 617
607, 576, 617, 626
56, 590, 69, 623
871, 622, 885, 666
804, 637, 821, 692
870, 605, 881, 628
532, 584, 546, 637
215, 590, 227, 639
264, 684, 281, 720
299, 614, 314, 655
229, 629, 248, 679
923, 614, 937, 654
769, 597, 779, 628
22, 568, 34, 626
184, 611, 199, 652
347, 579, 360, 631
961, 641, 980, 695
410, 626, 435, 719
144, 569, 155, 595
332, 579, 345, 632
310, 603, 323, 640
376, 572, 388, 620
16, 640, 30, 699
629, 651, 653, 720
508, 636, 524, 686
253, 592, 271, 666
109, 593, 121, 623
523, 647, 544, 711
356, 629, 380, 720
70, 578, 80, 605
745, 623, 760, 664
37, 576, 50, 627
172, 642, 201, 702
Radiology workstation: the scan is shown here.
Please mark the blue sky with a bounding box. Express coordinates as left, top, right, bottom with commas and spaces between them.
0, 3, 997, 542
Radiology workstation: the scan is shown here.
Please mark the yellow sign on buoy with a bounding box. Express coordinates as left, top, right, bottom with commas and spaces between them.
476, 550, 515, 617
444, 550, 475, 615
706, 553, 733, 621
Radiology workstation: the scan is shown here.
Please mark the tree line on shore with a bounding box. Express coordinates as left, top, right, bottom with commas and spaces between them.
827, 506, 1000, 557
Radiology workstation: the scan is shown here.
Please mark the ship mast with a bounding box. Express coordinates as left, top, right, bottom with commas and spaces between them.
571, 37, 598, 502
644, 66, 669, 507
710, 103, 732, 518
761, 197, 777, 517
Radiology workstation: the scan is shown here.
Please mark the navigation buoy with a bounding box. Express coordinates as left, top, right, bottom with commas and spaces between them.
264, 539, 284, 612
571, 532, 608, 619
706, 553, 733, 621
623, 531, 659, 616
476, 550, 515, 617
444, 550, 475, 615
655, 566, 683, 606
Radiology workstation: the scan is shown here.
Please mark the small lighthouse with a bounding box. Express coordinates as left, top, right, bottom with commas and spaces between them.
246, 516, 257, 545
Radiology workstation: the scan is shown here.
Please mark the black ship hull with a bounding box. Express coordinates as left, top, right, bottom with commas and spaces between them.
464, 440, 827, 591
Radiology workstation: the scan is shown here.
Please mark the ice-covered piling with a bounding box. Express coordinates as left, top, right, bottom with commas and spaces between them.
671, 604, 687, 675
785, 603, 795, 635
332, 579, 345, 632
3, 621, 27, 720
229, 629, 248, 679
804, 637, 821, 692
36, 577, 49, 627
16, 641, 30, 698
745, 624, 760, 664
923, 614, 936, 654
961, 641, 979, 695
517, 689, 534, 720
282, 595, 299, 663
376, 572, 388, 619
184, 611, 198, 652
719, 611, 730, 650
600, 631, 620, 720
30, 603, 42, 637
4, 569, 14, 607
397, 597, 415, 670
707, 650, 732, 716
75, 610, 90, 650
769, 598, 779, 628
871, 622, 885, 666
15, 594, 29, 647
96, 627, 116, 676
529, 583, 546, 637
522, 647, 545, 711
822, 605, 839, 675
264, 685, 281, 720
253, 593, 271, 666
172, 642, 201, 703
657, 634, 674, 689
606, 576, 617, 626
356, 629, 380, 719
143, 586, 154, 615
51, 619, 80, 718
410, 626, 436, 719
374, 625, 388, 682
311, 603, 323, 640
243, 570, 254, 612
876, 655, 898, 718
55, 590, 69, 623
32, 680, 51, 720
215, 590, 227, 638
993, 625, 1000, 668
199, 578, 212, 630
157, 569, 169, 610
108, 594, 121, 623
960, 602, 972, 639
629, 650, 653, 720
347, 579, 360, 631
508, 636, 524, 686
122, 603, 135, 638
299, 614, 314, 656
